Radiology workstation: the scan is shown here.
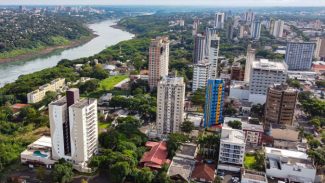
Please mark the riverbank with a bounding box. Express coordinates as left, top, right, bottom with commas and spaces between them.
0, 33, 97, 64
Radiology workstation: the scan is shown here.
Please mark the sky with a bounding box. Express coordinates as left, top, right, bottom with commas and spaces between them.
0, 0, 324, 7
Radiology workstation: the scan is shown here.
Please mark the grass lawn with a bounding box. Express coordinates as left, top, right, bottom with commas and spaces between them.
99, 122, 110, 130
244, 153, 257, 169
99, 75, 128, 91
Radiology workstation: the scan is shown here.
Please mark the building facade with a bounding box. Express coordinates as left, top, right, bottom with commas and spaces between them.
285, 42, 315, 70
208, 35, 220, 78
27, 78, 65, 103
192, 60, 211, 92
244, 44, 255, 83
248, 59, 288, 104
204, 79, 225, 127
231, 62, 244, 81
250, 20, 261, 40
156, 77, 185, 134
148, 36, 170, 90
193, 33, 206, 64
49, 88, 98, 169
271, 19, 284, 38
242, 122, 264, 146
264, 84, 297, 127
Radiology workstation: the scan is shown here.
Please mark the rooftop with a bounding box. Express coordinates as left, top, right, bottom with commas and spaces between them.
28, 136, 52, 149
252, 59, 287, 71
242, 122, 264, 132
175, 143, 197, 159
140, 141, 170, 169
70, 98, 96, 108
241, 169, 267, 182
221, 127, 245, 144
50, 96, 67, 106
265, 147, 309, 160
167, 156, 195, 182
191, 162, 215, 182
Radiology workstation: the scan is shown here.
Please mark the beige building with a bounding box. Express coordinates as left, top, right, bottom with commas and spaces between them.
270, 124, 299, 150
265, 84, 297, 127
156, 77, 185, 134
148, 36, 169, 90
27, 78, 65, 103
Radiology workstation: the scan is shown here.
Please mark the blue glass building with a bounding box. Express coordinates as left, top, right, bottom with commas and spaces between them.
204, 79, 225, 127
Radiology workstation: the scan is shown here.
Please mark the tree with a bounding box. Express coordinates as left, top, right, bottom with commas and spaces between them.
36, 166, 46, 181
167, 133, 189, 158
110, 162, 131, 183
79, 79, 99, 94
52, 160, 73, 183
287, 78, 301, 88
191, 88, 205, 107
180, 120, 195, 134
250, 104, 264, 119
254, 150, 265, 171
308, 139, 321, 149
310, 117, 321, 129
316, 80, 325, 88
135, 167, 154, 183
228, 120, 242, 129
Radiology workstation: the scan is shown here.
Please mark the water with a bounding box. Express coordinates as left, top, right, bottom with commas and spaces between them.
0, 19, 134, 87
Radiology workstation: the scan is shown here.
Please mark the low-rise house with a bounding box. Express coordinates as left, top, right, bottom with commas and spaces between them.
242, 122, 264, 146
270, 124, 300, 150
191, 162, 216, 183
168, 143, 197, 182
20, 136, 56, 168
265, 147, 316, 183
140, 141, 170, 169
241, 169, 268, 183
11, 103, 29, 113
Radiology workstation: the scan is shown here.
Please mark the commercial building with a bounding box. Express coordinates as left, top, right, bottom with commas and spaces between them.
244, 44, 255, 83
241, 169, 268, 183
250, 20, 261, 40
230, 62, 244, 81
264, 84, 297, 127
49, 88, 98, 172
242, 122, 264, 146
205, 27, 218, 57
229, 81, 249, 101
265, 147, 316, 183
27, 78, 65, 103
207, 35, 220, 78
148, 36, 170, 90
271, 19, 284, 38
156, 77, 185, 134
192, 59, 211, 92
319, 38, 325, 60
214, 12, 225, 29
311, 37, 322, 60
244, 10, 255, 24
193, 33, 206, 64
285, 42, 315, 70
204, 79, 225, 127
248, 59, 288, 104
192, 18, 200, 36
218, 127, 246, 171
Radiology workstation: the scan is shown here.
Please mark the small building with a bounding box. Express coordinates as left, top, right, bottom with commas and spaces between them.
27, 78, 65, 103
270, 124, 300, 150
98, 93, 112, 105
191, 162, 216, 183
241, 169, 268, 183
265, 147, 316, 183
229, 81, 250, 101
20, 136, 56, 168
140, 141, 170, 169
242, 122, 264, 146
11, 103, 29, 113
312, 61, 325, 74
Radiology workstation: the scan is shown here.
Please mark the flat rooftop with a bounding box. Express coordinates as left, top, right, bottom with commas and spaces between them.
221, 127, 245, 144
242, 169, 267, 182
28, 136, 52, 148
265, 147, 308, 160
252, 59, 287, 71
50, 96, 67, 106
242, 122, 264, 132
71, 98, 96, 108
168, 156, 194, 181
176, 143, 197, 158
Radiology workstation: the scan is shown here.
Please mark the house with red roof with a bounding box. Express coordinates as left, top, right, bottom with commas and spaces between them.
11, 103, 29, 113
140, 141, 170, 169
191, 162, 216, 183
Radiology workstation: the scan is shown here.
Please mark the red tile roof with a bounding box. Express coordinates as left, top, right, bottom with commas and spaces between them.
140, 141, 169, 169
12, 103, 29, 109
191, 162, 215, 182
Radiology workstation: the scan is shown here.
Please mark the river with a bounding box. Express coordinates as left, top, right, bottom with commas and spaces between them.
0, 19, 134, 87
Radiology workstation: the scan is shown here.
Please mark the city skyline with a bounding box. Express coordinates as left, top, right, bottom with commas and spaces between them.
1, 0, 325, 6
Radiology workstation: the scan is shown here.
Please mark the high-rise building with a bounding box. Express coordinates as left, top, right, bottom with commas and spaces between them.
192, 18, 200, 36
49, 88, 98, 166
214, 12, 225, 29
193, 33, 206, 64
250, 20, 261, 40
156, 77, 185, 134
204, 79, 225, 127
205, 27, 218, 57
226, 20, 234, 40
231, 62, 244, 81
244, 44, 255, 83
192, 59, 211, 92
311, 37, 322, 60
319, 38, 325, 60
239, 25, 245, 38
244, 9, 255, 24
285, 42, 315, 70
207, 35, 220, 78
148, 36, 170, 90
271, 20, 284, 38
265, 84, 297, 127
248, 59, 288, 104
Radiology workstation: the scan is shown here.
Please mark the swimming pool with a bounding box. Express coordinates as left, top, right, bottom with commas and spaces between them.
33, 151, 48, 158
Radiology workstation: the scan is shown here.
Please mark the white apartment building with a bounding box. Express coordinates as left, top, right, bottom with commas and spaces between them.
193, 33, 206, 64
49, 88, 98, 172
214, 12, 225, 29
271, 20, 284, 38
265, 147, 316, 183
148, 36, 169, 90
248, 59, 288, 104
219, 127, 246, 166
27, 78, 65, 103
244, 45, 255, 83
156, 77, 185, 134
208, 35, 220, 78
192, 59, 211, 92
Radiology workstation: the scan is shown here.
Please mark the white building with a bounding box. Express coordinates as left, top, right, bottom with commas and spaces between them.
49, 88, 98, 172
248, 59, 288, 104
214, 12, 225, 29
219, 127, 246, 167
265, 147, 316, 183
192, 59, 211, 92
193, 33, 206, 64
148, 36, 169, 90
156, 77, 185, 134
244, 44, 255, 83
241, 169, 268, 183
27, 78, 65, 103
271, 20, 284, 38
250, 20, 261, 40
208, 35, 220, 79
229, 81, 250, 101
